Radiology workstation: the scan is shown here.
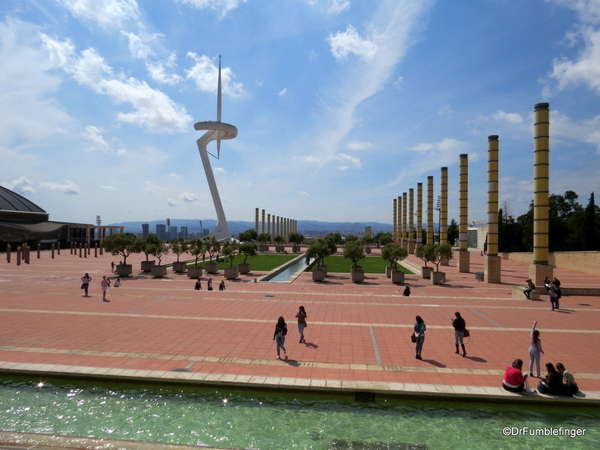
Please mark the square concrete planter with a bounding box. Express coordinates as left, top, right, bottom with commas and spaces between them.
224, 266, 239, 280
421, 266, 433, 279
312, 268, 326, 281
431, 271, 445, 285
351, 269, 365, 283
151, 265, 168, 278
391, 270, 405, 284
205, 261, 218, 274
115, 264, 132, 277
292, 245, 301, 253
365, 247, 372, 254
141, 260, 155, 273
317, 264, 328, 275
238, 262, 251, 274
172, 261, 188, 273
187, 266, 203, 279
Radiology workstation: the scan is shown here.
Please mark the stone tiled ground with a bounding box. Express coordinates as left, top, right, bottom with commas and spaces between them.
1, 247, 599, 406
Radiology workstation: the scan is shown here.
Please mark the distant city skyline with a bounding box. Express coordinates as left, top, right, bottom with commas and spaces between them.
1, 0, 599, 227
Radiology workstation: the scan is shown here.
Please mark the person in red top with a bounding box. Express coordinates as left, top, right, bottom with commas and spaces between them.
503, 359, 529, 392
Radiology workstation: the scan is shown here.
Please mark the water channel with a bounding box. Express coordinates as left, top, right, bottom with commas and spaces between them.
0, 377, 598, 450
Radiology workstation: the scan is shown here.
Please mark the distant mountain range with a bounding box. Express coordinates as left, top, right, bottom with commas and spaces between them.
108, 219, 393, 236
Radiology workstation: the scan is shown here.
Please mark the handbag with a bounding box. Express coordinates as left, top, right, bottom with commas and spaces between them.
463, 329, 470, 338
411, 333, 416, 343
81, 283, 85, 289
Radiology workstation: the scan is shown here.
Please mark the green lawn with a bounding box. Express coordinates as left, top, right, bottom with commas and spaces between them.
311, 255, 413, 274
187, 253, 297, 271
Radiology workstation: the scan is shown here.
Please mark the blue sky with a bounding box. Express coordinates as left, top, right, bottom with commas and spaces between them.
1, 0, 600, 227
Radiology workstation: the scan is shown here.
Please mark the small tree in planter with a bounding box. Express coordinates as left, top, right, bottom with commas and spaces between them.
362, 235, 375, 254
274, 235, 285, 252
416, 243, 436, 279
344, 240, 365, 283
238, 242, 257, 274
170, 237, 189, 273
306, 239, 332, 281
222, 241, 240, 279
137, 234, 160, 272
204, 237, 221, 274
381, 243, 408, 283
378, 233, 394, 247
103, 233, 137, 276
431, 243, 453, 284
149, 240, 170, 278
288, 232, 304, 253
187, 238, 205, 279
257, 233, 270, 252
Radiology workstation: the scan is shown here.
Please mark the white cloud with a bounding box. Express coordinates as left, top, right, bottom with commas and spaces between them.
147, 57, 184, 85
307, 0, 350, 15
168, 173, 182, 179
39, 179, 80, 194
278, 88, 287, 96
180, 192, 197, 202
40, 34, 192, 133
3, 176, 35, 195
492, 111, 524, 125
552, 110, 600, 154
100, 185, 117, 191
214, 167, 227, 175
84, 125, 125, 154
299, 191, 310, 196
122, 31, 155, 60
146, 181, 163, 193
337, 152, 361, 168
167, 198, 177, 206
58, 0, 140, 29
345, 140, 373, 151
176, 0, 247, 17
185, 53, 244, 97
327, 25, 378, 61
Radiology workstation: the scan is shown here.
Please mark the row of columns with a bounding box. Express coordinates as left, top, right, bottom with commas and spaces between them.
254, 208, 297, 242
4, 240, 107, 265
392, 102, 552, 286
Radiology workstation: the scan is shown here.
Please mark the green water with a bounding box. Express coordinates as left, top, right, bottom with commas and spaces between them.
0, 377, 598, 450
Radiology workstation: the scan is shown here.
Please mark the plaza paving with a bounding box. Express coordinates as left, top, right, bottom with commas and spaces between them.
0, 246, 599, 412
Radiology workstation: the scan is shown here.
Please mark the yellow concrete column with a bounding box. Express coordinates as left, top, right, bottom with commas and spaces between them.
530, 103, 553, 285
416, 183, 423, 248
397, 196, 402, 244
458, 154, 470, 273
427, 176, 434, 245
408, 188, 415, 254
262, 209, 265, 234
267, 214, 271, 240
402, 192, 408, 248
393, 199, 397, 242
255, 208, 259, 232
440, 167, 450, 266
485, 135, 501, 283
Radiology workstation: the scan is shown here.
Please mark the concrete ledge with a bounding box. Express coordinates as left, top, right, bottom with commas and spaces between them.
541, 286, 600, 297
1, 362, 598, 408
512, 285, 540, 300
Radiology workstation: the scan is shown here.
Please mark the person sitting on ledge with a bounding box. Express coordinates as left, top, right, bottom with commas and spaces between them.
523, 279, 535, 299
502, 359, 529, 393
537, 363, 564, 395
556, 362, 579, 396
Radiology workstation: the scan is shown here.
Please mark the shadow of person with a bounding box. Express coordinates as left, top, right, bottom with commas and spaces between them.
305, 342, 318, 349
466, 356, 487, 363
422, 359, 446, 368
282, 358, 300, 367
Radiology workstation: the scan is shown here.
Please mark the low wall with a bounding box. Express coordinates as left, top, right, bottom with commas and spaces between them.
506, 251, 600, 276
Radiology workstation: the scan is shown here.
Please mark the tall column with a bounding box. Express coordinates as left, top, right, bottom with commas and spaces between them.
255, 208, 259, 232
267, 214, 271, 241
440, 167, 450, 265
485, 135, 502, 283
393, 199, 398, 243
261, 209, 265, 234
397, 196, 402, 244
402, 192, 408, 247
427, 176, 434, 246
408, 188, 415, 254
530, 103, 553, 285
416, 183, 423, 249
458, 154, 470, 273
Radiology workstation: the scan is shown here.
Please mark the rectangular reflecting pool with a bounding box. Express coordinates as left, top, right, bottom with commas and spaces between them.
0, 376, 598, 450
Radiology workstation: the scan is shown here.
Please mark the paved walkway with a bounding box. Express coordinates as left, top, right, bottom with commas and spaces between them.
1, 248, 599, 408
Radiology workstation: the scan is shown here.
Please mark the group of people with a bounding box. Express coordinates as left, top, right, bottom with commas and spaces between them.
272, 306, 308, 360
194, 278, 225, 291
411, 311, 468, 360
502, 320, 579, 396
81, 273, 115, 301
523, 276, 562, 311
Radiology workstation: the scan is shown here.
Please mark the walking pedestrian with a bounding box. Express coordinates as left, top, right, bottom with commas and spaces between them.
452, 311, 467, 357
100, 276, 111, 302
81, 273, 92, 297
296, 306, 307, 343
548, 284, 559, 311
273, 316, 288, 360
528, 321, 544, 377
414, 315, 426, 360
111, 261, 115, 272
207, 278, 213, 291
403, 286, 411, 297
219, 280, 225, 291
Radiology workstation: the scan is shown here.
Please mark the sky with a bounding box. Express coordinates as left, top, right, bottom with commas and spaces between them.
2, 0, 600, 228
